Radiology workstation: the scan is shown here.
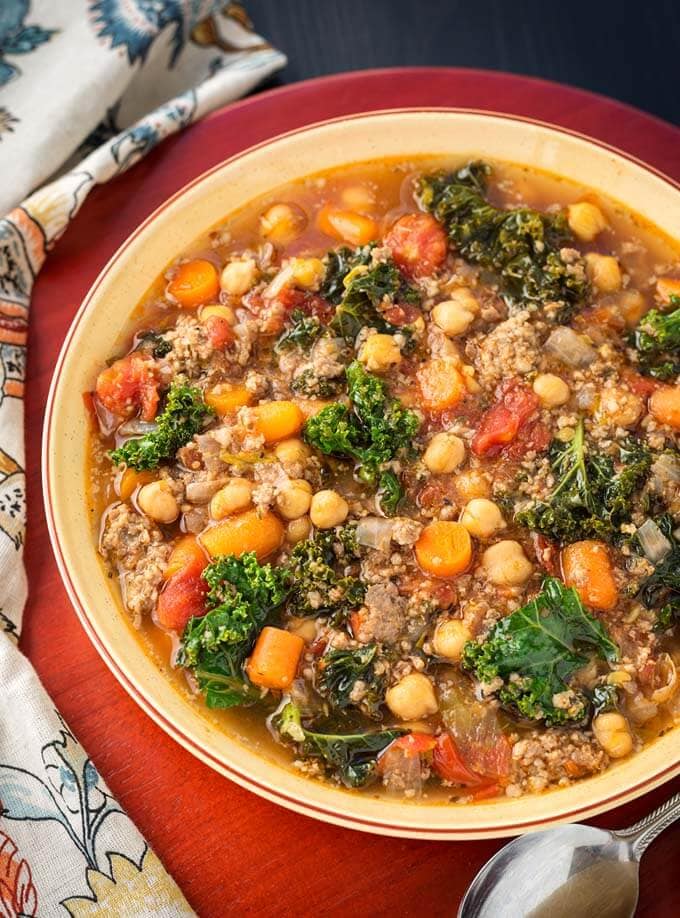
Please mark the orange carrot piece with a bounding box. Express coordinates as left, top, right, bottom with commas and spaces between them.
316, 205, 378, 246
199, 509, 284, 561
117, 468, 156, 501
415, 521, 472, 578
167, 259, 220, 308
252, 400, 304, 443
417, 360, 466, 412
164, 534, 207, 580
561, 540, 618, 611
649, 386, 680, 430
205, 383, 253, 416
246, 626, 304, 690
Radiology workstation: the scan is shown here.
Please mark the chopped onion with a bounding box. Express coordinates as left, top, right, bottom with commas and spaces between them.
117, 419, 157, 437
636, 518, 672, 564
651, 453, 680, 483
545, 327, 597, 367
650, 654, 678, 705
185, 480, 225, 504
355, 516, 395, 552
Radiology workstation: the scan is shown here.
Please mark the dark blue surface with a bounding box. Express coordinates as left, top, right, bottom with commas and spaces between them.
248, 0, 679, 126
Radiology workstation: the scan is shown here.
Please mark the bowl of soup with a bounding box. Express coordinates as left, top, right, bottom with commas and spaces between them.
44, 110, 680, 838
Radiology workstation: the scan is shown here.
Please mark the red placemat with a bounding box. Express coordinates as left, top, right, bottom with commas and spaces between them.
23, 69, 680, 916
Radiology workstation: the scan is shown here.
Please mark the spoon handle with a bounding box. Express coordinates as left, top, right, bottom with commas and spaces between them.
616, 792, 680, 859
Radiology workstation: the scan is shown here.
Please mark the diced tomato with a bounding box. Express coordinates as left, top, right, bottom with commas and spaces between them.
416, 478, 458, 512
95, 353, 159, 422
504, 419, 552, 458
432, 734, 484, 786
384, 213, 448, 279
205, 315, 235, 349
532, 532, 560, 576
274, 287, 335, 322
471, 782, 502, 801
382, 303, 423, 326
622, 369, 661, 399
155, 556, 208, 633
471, 378, 539, 457
391, 733, 437, 758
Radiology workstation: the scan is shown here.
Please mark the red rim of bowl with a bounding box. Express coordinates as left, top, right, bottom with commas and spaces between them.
43, 104, 680, 838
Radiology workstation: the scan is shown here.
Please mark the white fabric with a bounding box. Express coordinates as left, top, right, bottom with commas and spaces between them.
0, 3, 284, 914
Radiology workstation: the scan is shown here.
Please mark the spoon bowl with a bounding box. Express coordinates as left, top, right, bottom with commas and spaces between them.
459, 792, 680, 918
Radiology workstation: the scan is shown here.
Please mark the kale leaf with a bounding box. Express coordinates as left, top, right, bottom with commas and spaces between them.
304, 360, 420, 484
136, 330, 172, 358
377, 469, 404, 516
462, 577, 619, 726
286, 527, 365, 618
110, 382, 214, 470
274, 309, 324, 354
316, 644, 386, 717
177, 553, 289, 708
272, 701, 402, 787
631, 296, 680, 380
320, 245, 375, 304
418, 161, 589, 320
636, 514, 680, 630
291, 368, 344, 398
515, 420, 651, 545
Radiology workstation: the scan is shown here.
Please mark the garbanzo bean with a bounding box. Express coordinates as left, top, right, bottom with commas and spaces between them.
567, 201, 607, 241
385, 673, 438, 721
432, 619, 472, 662
423, 431, 466, 474
220, 258, 258, 296
482, 540, 533, 586
210, 478, 253, 520
275, 479, 313, 520
310, 489, 349, 529
585, 253, 622, 293
592, 712, 633, 758
274, 438, 311, 464
137, 480, 179, 524
259, 202, 307, 244
532, 373, 570, 408
432, 289, 479, 337
358, 334, 402, 373
460, 498, 506, 539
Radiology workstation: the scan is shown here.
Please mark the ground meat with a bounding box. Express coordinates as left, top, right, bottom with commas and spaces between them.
251, 461, 291, 511
471, 310, 542, 389
160, 316, 217, 379
391, 517, 423, 546
507, 729, 609, 796
99, 502, 171, 627
354, 581, 408, 644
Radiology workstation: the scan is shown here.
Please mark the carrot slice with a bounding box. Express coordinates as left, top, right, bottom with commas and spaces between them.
205, 383, 253, 416
167, 259, 220, 308
200, 509, 284, 561
252, 400, 304, 443
561, 540, 618, 611
164, 534, 207, 580
246, 626, 304, 690
415, 521, 472, 578
316, 205, 378, 246
417, 360, 466, 412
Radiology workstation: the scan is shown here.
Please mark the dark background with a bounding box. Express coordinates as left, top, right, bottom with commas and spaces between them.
247, 0, 679, 126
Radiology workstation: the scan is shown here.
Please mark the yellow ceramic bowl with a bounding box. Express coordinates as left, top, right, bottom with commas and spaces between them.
44, 110, 680, 839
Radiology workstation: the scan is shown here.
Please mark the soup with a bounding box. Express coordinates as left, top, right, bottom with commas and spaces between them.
88, 156, 680, 802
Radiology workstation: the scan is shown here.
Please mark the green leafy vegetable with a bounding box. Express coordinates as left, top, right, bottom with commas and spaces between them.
177, 553, 289, 708
377, 469, 404, 516
110, 382, 213, 470
320, 245, 374, 304
590, 683, 619, 717
272, 701, 402, 787
286, 527, 364, 618
515, 420, 651, 545
291, 368, 344, 398
304, 360, 420, 484
316, 645, 386, 717
274, 309, 324, 354
462, 577, 619, 726
137, 330, 172, 358
631, 296, 680, 380
418, 161, 589, 320
637, 514, 680, 630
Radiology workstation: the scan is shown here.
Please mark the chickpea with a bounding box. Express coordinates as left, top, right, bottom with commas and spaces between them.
567, 201, 607, 242
286, 515, 312, 544
432, 619, 472, 662
460, 498, 506, 539
288, 257, 325, 290
617, 289, 647, 327
423, 431, 466, 474
276, 479, 313, 520
274, 438, 311, 465
210, 478, 253, 520
199, 304, 236, 324
585, 253, 622, 293
482, 540, 533, 587
287, 616, 317, 642
310, 489, 349, 529
432, 289, 479, 337
358, 334, 402, 373
220, 258, 258, 296
137, 480, 179, 524
385, 673, 438, 721
532, 373, 570, 408
259, 202, 307, 244
597, 386, 644, 429
340, 184, 376, 211
592, 712, 633, 758
455, 469, 491, 502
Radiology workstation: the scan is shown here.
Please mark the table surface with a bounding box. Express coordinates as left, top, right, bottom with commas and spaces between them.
22, 69, 680, 917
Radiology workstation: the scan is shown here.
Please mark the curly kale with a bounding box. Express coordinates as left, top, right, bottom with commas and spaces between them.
109, 382, 213, 470
274, 309, 324, 354
136, 330, 172, 358
304, 361, 420, 485
291, 368, 344, 398
316, 645, 386, 717
636, 514, 680, 630
320, 245, 375, 304
462, 577, 619, 726
177, 553, 289, 708
377, 469, 404, 516
590, 682, 619, 717
271, 701, 402, 787
631, 296, 680, 380
417, 161, 589, 320
515, 420, 651, 545
286, 527, 364, 618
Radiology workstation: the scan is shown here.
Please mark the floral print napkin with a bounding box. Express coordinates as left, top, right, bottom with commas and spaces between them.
0, 3, 284, 914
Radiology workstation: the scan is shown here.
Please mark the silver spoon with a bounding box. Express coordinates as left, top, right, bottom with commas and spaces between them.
459, 792, 680, 918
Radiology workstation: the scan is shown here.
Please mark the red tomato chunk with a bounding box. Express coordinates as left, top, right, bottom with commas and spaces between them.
471, 378, 539, 457
95, 353, 159, 422
384, 213, 448, 279
156, 559, 208, 633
